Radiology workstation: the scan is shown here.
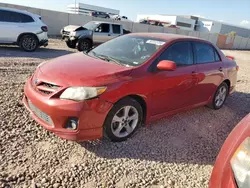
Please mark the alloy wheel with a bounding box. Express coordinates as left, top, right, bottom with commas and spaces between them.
111, 106, 139, 138
215, 85, 227, 107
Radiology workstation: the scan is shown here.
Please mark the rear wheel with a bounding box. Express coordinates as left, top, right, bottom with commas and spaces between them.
104, 98, 143, 142
19, 34, 39, 52
210, 82, 229, 110
77, 39, 91, 51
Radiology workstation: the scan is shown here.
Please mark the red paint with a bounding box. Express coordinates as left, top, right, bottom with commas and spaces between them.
209, 114, 250, 188
23, 33, 238, 141
157, 60, 177, 71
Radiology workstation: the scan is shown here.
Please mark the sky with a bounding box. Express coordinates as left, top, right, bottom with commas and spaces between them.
1, 0, 250, 28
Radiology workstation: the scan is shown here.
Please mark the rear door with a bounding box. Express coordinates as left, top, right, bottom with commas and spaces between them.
111, 24, 122, 38
93, 23, 112, 44
193, 41, 224, 103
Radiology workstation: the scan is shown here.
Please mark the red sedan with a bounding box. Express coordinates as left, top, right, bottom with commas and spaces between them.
23, 33, 238, 142
209, 114, 250, 188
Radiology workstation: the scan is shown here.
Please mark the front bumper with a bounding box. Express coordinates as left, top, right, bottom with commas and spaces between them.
23, 78, 113, 141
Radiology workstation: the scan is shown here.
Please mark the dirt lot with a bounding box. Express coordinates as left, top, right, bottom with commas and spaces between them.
0, 39, 250, 188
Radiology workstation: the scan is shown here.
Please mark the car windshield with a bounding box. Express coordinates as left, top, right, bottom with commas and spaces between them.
88, 35, 166, 67
83, 22, 98, 30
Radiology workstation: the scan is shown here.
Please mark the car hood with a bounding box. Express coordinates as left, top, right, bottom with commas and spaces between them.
38, 52, 133, 86
63, 25, 88, 32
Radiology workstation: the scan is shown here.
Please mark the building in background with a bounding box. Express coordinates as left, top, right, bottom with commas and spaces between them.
137, 14, 250, 37
137, 15, 196, 31
67, 3, 119, 16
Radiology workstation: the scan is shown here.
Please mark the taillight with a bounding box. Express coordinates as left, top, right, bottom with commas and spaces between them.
41, 26, 48, 32
226, 55, 235, 61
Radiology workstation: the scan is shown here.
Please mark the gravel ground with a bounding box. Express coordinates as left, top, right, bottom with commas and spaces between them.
0, 39, 250, 188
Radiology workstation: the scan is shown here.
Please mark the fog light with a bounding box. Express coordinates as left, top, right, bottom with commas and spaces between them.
65, 118, 78, 130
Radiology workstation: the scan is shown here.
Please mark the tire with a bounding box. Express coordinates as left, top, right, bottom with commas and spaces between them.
209, 82, 229, 110
77, 39, 91, 52
66, 40, 76, 49
19, 34, 39, 52
104, 97, 143, 142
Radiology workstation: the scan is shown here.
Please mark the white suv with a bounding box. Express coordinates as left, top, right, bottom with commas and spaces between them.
0, 7, 48, 52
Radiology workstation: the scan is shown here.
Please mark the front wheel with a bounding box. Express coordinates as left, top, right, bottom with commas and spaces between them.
104, 98, 143, 142
210, 82, 229, 110
77, 39, 91, 52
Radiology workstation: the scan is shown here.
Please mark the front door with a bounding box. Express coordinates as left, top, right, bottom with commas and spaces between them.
150, 41, 199, 115
93, 23, 113, 44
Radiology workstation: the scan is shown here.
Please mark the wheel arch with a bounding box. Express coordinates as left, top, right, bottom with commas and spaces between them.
114, 94, 148, 125
17, 33, 39, 45
223, 79, 231, 93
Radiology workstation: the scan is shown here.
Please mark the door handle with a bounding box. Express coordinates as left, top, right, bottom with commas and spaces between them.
108, 34, 111, 36
219, 67, 223, 72
191, 71, 197, 75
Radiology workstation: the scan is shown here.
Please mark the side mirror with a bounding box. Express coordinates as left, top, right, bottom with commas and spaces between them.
157, 60, 177, 71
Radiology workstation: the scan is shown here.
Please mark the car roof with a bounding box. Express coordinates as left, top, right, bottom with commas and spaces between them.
129, 32, 209, 42
0, 7, 40, 17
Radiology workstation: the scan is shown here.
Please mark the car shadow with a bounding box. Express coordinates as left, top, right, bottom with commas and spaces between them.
79, 91, 250, 165
0, 45, 74, 59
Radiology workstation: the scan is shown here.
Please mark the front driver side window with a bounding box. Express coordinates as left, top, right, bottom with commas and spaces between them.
95, 23, 110, 33
159, 42, 193, 66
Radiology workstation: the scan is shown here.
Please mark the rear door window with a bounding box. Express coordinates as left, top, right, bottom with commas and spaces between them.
194, 42, 215, 64
159, 42, 194, 66
0, 10, 34, 23
112, 24, 121, 34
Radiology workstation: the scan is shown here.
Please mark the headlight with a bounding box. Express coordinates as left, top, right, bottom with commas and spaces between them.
231, 137, 250, 187
70, 31, 76, 37
60, 86, 107, 101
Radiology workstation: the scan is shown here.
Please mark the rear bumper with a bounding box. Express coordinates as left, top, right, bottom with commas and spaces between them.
39, 39, 48, 47
23, 78, 113, 141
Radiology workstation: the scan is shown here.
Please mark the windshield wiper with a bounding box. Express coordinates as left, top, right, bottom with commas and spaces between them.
96, 55, 124, 66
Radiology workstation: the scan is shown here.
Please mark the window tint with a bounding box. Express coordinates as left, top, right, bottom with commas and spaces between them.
96, 23, 110, 33
0, 10, 34, 23
214, 50, 221, 61
112, 24, 121, 34
159, 42, 193, 66
194, 42, 215, 64
20, 14, 34, 23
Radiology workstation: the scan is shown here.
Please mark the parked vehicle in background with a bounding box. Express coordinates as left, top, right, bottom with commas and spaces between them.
0, 7, 48, 52
23, 33, 238, 142
110, 15, 130, 21
61, 21, 131, 51
89, 11, 110, 19
209, 113, 250, 188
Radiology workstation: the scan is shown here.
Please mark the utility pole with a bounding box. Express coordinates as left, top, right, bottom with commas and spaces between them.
75, 0, 76, 14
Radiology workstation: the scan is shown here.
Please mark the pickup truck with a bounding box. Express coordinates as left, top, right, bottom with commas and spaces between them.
61, 21, 131, 51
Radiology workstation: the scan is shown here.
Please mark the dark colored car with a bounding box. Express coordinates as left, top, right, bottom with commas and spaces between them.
23, 33, 238, 142
209, 113, 250, 188
89, 11, 110, 19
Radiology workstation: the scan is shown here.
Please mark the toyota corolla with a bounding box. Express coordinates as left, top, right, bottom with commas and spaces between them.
23, 33, 238, 142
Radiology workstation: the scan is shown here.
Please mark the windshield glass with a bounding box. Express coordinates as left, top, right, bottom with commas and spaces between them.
89, 35, 166, 67
83, 22, 98, 30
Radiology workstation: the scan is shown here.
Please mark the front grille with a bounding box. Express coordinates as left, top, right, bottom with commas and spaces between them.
63, 31, 70, 35
28, 99, 53, 126
38, 89, 52, 95
40, 82, 59, 89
